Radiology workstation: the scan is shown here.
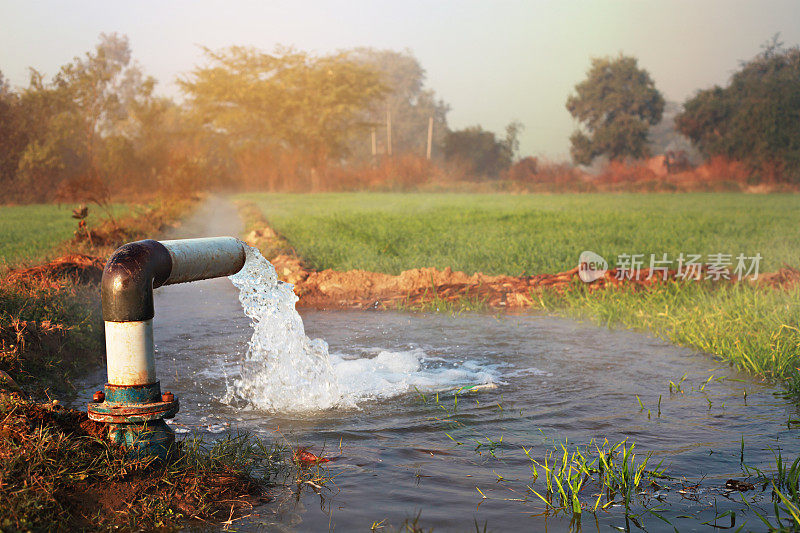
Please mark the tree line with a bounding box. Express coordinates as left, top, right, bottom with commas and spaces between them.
567, 35, 800, 183
0, 34, 521, 203
2, 33, 799, 203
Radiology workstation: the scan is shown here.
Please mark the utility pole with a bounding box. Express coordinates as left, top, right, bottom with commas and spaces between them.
426, 116, 434, 160
386, 106, 392, 157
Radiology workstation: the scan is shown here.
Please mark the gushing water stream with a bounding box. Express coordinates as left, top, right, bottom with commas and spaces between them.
225, 245, 497, 412
224, 246, 343, 411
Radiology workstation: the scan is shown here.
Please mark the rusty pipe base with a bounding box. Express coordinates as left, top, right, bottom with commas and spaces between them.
107, 419, 176, 461
88, 382, 179, 461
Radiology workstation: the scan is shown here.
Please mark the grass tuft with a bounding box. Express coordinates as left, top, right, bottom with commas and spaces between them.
524, 438, 667, 518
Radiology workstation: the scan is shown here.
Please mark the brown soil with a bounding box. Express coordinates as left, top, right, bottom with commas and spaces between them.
0, 392, 270, 530
0, 393, 107, 441
58, 463, 269, 529
268, 254, 800, 310
4, 254, 105, 287
758, 266, 800, 289
271, 257, 677, 309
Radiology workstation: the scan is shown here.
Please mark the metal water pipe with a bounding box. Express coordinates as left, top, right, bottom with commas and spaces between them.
88, 237, 247, 459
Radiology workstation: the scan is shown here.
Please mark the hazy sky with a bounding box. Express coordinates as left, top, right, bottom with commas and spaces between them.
2, 1, 799, 159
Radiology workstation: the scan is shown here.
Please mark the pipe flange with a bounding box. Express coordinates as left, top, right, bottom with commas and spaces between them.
88, 398, 179, 424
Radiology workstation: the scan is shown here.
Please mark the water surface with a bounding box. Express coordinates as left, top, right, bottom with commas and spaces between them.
75, 198, 800, 531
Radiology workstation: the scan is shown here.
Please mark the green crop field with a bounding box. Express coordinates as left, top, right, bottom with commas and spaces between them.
0, 203, 131, 267
238, 192, 800, 275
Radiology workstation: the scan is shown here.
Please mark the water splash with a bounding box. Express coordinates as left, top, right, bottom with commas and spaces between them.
226, 246, 346, 411
226, 246, 498, 412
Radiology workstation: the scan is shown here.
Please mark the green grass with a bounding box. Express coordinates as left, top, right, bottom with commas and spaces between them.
0, 203, 131, 267
741, 449, 800, 530
237, 192, 800, 275
525, 438, 667, 518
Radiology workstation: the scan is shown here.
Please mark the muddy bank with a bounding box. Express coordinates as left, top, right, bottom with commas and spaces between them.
0, 390, 273, 531
245, 229, 800, 310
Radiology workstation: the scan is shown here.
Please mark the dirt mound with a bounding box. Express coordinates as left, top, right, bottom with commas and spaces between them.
759, 266, 800, 289
271, 253, 311, 285
73, 224, 131, 248
287, 263, 686, 309
0, 394, 107, 441
59, 463, 269, 528
4, 254, 105, 287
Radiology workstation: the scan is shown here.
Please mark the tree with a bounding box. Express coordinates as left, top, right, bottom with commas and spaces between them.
13, 34, 156, 199
179, 46, 387, 166
347, 48, 450, 159
14, 69, 86, 197
54, 33, 155, 184
676, 36, 800, 181
566, 55, 664, 164
444, 122, 521, 177
0, 72, 29, 189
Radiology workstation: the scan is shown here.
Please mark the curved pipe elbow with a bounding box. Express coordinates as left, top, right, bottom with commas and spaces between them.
101, 240, 173, 322
101, 237, 248, 322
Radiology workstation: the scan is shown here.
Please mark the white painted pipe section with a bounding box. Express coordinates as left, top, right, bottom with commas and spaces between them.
160, 237, 247, 285
105, 319, 156, 386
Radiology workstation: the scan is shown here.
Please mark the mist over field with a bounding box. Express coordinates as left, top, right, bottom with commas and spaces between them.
1, 1, 800, 204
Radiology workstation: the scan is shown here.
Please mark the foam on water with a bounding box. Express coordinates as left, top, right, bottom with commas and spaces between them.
330, 348, 498, 403
225, 246, 499, 412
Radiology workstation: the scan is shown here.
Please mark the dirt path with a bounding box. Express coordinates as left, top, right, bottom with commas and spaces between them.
161, 194, 243, 239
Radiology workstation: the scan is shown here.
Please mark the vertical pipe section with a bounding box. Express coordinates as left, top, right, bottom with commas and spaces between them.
105, 320, 155, 385
102, 239, 171, 387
